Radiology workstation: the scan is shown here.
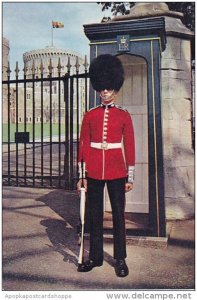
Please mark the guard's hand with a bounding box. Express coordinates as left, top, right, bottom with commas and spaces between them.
77, 179, 87, 194
125, 183, 133, 193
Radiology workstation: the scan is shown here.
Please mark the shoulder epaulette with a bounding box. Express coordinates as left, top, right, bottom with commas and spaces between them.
115, 105, 128, 112
89, 105, 100, 112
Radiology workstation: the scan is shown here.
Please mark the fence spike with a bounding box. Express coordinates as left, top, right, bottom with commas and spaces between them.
67, 56, 71, 73
7, 61, 11, 78
75, 56, 80, 72
57, 57, 62, 74
40, 59, 44, 75
48, 58, 53, 75
32, 60, 36, 76
84, 55, 89, 71
23, 61, 28, 76
15, 61, 19, 77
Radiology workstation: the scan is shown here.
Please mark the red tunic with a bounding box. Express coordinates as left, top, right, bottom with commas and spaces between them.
78, 103, 135, 181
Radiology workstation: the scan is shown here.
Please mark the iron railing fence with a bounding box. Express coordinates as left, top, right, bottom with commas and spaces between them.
2, 56, 89, 190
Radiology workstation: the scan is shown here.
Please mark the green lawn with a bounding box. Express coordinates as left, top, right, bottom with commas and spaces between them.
2, 123, 66, 143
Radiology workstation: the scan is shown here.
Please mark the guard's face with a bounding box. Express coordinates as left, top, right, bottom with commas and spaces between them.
100, 89, 117, 102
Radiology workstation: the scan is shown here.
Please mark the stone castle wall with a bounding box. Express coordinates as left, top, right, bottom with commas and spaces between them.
161, 20, 194, 219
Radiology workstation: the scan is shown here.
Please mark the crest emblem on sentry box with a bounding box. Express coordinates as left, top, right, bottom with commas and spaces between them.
117, 35, 130, 52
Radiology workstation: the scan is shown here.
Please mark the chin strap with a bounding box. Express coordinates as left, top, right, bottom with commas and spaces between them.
100, 90, 115, 101
127, 166, 135, 183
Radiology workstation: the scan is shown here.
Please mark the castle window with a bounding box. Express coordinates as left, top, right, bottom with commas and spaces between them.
27, 93, 31, 100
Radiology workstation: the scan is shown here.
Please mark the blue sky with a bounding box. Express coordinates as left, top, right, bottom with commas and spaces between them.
2, 1, 112, 73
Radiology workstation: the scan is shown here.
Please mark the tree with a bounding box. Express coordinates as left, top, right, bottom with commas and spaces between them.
98, 2, 195, 31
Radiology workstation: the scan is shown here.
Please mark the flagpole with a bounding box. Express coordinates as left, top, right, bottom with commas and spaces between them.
51, 21, 64, 46
51, 21, 54, 47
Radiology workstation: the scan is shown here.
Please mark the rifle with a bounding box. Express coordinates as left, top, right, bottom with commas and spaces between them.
77, 160, 86, 270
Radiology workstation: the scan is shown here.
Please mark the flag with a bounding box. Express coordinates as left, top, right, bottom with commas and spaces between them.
52, 21, 64, 28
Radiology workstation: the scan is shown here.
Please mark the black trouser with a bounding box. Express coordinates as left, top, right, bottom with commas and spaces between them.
87, 177, 126, 263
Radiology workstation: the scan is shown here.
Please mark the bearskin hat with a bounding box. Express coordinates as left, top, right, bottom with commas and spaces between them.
89, 54, 124, 92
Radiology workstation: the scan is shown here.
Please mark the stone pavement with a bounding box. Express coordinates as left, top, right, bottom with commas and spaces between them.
2, 186, 195, 291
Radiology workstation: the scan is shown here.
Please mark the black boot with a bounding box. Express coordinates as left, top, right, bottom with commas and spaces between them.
77, 260, 103, 272
115, 259, 129, 277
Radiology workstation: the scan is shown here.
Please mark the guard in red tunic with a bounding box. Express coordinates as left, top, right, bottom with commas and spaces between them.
77, 54, 135, 277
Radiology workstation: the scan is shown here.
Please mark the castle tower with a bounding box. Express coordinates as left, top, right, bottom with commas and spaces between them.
23, 46, 85, 77
16, 46, 87, 125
